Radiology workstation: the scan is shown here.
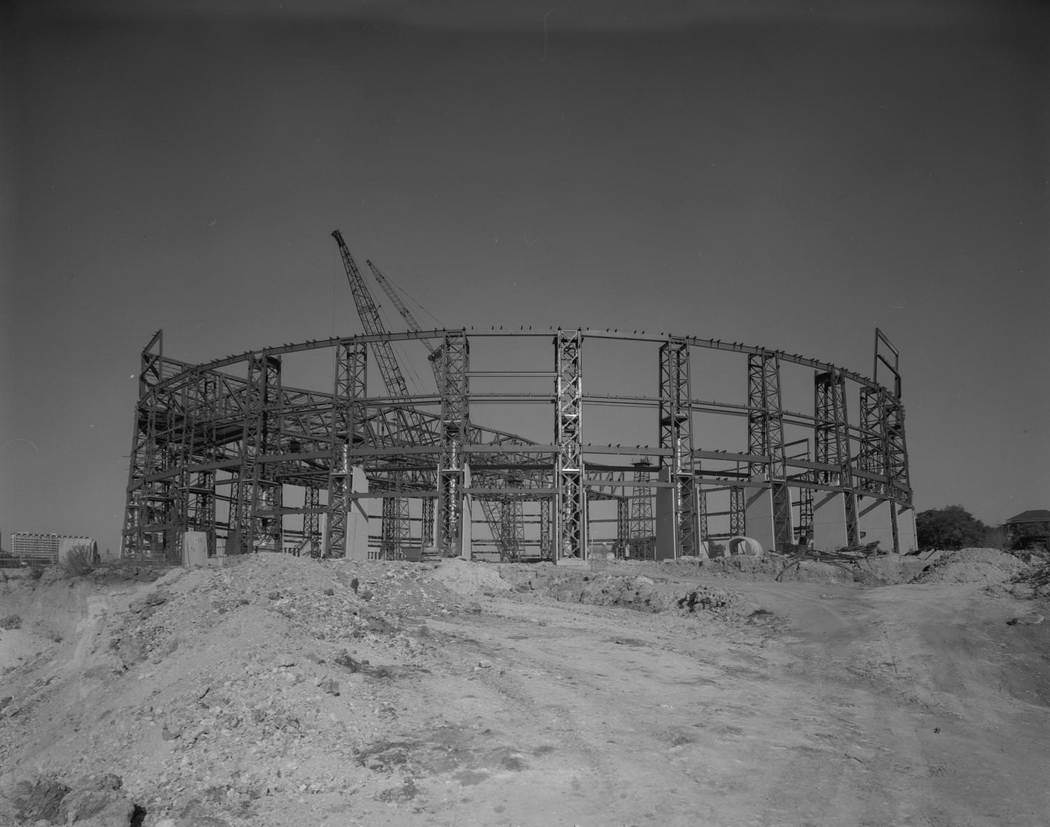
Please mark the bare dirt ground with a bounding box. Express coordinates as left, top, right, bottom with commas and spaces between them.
1, 550, 1048, 826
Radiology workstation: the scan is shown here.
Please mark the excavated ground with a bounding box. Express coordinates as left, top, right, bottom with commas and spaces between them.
1, 550, 1048, 826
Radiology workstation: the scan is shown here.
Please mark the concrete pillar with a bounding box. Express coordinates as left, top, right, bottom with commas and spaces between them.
896, 506, 918, 553
857, 497, 893, 551
654, 467, 676, 560
812, 492, 850, 552
346, 465, 370, 562
181, 531, 208, 567
744, 475, 776, 552
460, 464, 473, 560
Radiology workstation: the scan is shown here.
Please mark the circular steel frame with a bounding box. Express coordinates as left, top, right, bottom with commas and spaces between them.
120, 328, 914, 563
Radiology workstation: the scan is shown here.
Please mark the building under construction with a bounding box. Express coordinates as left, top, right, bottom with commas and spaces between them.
120, 233, 916, 564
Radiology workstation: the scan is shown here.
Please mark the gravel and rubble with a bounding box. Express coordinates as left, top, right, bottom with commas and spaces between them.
2, 549, 1049, 825
909, 547, 1028, 586
2, 553, 749, 825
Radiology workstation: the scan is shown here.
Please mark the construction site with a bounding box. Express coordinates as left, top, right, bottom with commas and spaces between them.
3, 238, 1047, 827
119, 232, 916, 568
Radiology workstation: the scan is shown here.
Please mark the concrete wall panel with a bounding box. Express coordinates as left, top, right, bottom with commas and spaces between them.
744, 478, 775, 552
812, 492, 849, 552
858, 498, 893, 551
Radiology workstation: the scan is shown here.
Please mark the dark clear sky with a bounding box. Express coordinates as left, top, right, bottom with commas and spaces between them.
2, 0, 1048, 554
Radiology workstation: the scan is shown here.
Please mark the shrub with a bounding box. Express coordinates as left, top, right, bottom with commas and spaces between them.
917, 505, 987, 550
61, 545, 96, 576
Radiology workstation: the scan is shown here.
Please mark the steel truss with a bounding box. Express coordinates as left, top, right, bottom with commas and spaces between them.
325, 341, 366, 558
119, 326, 914, 561
554, 331, 585, 559
628, 461, 654, 559
659, 340, 702, 556
437, 332, 469, 554
815, 369, 859, 546
747, 351, 792, 550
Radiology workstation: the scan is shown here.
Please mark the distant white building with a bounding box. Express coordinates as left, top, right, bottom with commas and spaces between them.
8, 532, 99, 566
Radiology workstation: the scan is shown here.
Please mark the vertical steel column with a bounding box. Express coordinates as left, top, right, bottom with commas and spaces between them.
858, 384, 911, 552
325, 341, 367, 558
189, 371, 218, 556
554, 330, 585, 560
883, 393, 911, 553
438, 332, 470, 555
229, 358, 260, 553
882, 394, 910, 505
232, 354, 282, 553
256, 355, 283, 551
616, 496, 630, 558
729, 457, 745, 538
870, 328, 912, 553
747, 351, 791, 550
814, 369, 859, 546
659, 340, 700, 557
729, 485, 745, 537
421, 496, 435, 551
857, 387, 885, 498
499, 498, 524, 561
698, 488, 709, 548
797, 483, 814, 544
302, 486, 321, 557
539, 496, 553, 560
121, 331, 165, 559
166, 379, 192, 563
380, 496, 409, 560
629, 461, 654, 559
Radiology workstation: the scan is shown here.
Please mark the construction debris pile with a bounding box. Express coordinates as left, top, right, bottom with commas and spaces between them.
910, 547, 1029, 587
1010, 558, 1050, 599
1, 553, 758, 826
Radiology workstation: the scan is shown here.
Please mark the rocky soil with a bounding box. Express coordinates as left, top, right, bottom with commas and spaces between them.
1, 548, 1048, 825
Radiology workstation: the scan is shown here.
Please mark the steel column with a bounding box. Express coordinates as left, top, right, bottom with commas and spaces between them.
380, 496, 409, 560
629, 461, 654, 559
325, 341, 367, 558
539, 496, 553, 560
815, 369, 859, 546
554, 330, 585, 560
659, 339, 700, 557
747, 351, 791, 550
302, 485, 321, 557
437, 332, 470, 554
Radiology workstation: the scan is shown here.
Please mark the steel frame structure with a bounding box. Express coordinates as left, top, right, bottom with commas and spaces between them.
121, 327, 914, 562
747, 351, 792, 550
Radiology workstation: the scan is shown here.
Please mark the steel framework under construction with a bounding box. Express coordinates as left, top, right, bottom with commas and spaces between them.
120, 237, 916, 564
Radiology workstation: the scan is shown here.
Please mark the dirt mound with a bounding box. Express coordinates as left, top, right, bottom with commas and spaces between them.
0, 553, 484, 826
432, 558, 512, 597
500, 566, 766, 624
1009, 559, 1050, 599
910, 547, 1027, 586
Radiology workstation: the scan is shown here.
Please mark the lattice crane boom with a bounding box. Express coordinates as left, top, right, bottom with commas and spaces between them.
366, 258, 445, 389
355, 244, 511, 556
366, 259, 436, 355
332, 230, 411, 400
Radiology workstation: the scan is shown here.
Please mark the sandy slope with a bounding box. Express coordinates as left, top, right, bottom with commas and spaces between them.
1, 553, 1047, 826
